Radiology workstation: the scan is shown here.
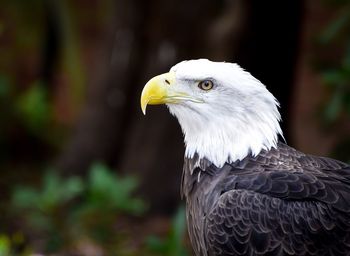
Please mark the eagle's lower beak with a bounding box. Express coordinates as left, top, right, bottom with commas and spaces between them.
140, 71, 178, 114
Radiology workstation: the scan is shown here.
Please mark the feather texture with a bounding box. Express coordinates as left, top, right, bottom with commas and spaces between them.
168, 59, 283, 167
182, 142, 350, 256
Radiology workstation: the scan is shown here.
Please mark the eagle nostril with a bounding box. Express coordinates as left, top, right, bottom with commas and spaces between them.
165, 79, 170, 85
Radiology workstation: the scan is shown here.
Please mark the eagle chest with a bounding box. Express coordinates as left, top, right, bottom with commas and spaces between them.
182, 166, 223, 256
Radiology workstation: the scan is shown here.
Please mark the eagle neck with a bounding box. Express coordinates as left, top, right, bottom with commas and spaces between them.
182, 114, 282, 169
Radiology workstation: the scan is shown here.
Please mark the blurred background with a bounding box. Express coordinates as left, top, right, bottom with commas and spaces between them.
0, 0, 350, 255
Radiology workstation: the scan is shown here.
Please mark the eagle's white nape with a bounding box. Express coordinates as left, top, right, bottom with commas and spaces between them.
167, 59, 283, 168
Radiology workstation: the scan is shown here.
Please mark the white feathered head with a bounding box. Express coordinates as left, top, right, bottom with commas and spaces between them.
141, 59, 283, 167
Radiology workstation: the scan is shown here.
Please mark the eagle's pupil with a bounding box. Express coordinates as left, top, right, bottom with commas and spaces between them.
199, 80, 213, 90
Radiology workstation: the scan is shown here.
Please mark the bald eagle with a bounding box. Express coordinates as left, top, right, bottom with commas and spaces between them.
140, 59, 350, 256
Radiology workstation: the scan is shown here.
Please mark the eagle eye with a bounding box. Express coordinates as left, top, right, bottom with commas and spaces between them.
198, 80, 214, 91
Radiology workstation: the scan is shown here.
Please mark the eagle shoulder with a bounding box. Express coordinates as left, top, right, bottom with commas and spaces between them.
184, 142, 350, 256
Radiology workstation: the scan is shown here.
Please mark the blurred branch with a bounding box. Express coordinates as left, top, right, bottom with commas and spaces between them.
55, 0, 86, 107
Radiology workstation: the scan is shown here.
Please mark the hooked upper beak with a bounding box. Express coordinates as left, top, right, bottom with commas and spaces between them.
140, 71, 205, 114
140, 71, 182, 114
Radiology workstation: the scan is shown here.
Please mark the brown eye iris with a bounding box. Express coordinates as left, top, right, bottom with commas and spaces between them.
198, 80, 214, 91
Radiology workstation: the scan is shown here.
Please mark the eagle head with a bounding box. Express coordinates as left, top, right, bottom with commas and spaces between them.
141, 59, 283, 167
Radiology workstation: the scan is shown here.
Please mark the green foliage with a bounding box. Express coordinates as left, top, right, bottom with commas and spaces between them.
316, 0, 350, 162
0, 235, 10, 256
147, 206, 188, 256
0, 233, 31, 256
0, 75, 11, 99
318, 1, 350, 123
11, 163, 147, 253
16, 81, 52, 134
86, 163, 146, 215
0, 0, 88, 168
319, 9, 350, 44
0, 76, 53, 137
12, 170, 84, 242
0, 75, 61, 167
13, 170, 83, 211
322, 67, 350, 122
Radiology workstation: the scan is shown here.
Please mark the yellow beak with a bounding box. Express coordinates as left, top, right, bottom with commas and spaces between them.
140, 71, 177, 114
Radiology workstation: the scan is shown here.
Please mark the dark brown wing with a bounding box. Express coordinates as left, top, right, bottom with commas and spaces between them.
205, 143, 350, 256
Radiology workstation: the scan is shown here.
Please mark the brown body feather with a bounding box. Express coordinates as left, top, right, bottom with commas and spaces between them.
182, 142, 350, 256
